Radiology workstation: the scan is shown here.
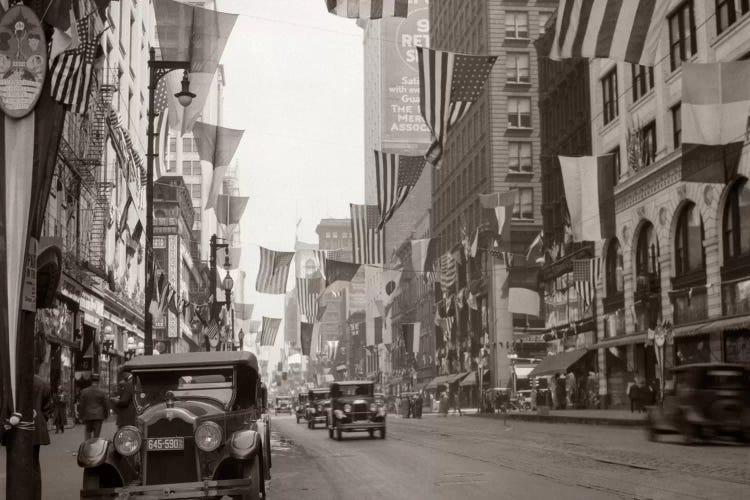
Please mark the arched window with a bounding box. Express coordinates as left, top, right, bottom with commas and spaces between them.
605, 239, 624, 296
674, 203, 705, 276
636, 222, 660, 278
723, 179, 750, 260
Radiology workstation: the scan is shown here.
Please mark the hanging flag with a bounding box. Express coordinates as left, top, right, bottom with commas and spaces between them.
350, 204, 385, 264
259, 317, 281, 346
256, 247, 295, 294
375, 151, 427, 230
559, 155, 616, 242
297, 277, 322, 322
374, 317, 383, 345
402, 322, 421, 354
572, 258, 600, 310
417, 47, 497, 167
549, 0, 668, 66
300, 322, 314, 356
215, 194, 249, 226
194, 122, 245, 210
526, 231, 544, 263
440, 251, 457, 290
324, 259, 361, 289
325, 0, 409, 19
149, 265, 162, 319
410, 237, 438, 276
467, 292, 479, 311
234, 303, 254, 321
382, 266, 403, 305
479, 190, 517, 243
469, 228, 480, 258
508, 267, 541, 317
49, 15, 99, 115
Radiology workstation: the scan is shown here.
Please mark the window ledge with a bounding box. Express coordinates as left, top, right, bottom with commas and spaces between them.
506, 36, 531, 43
710, 11, 750, 49
598, 116, 620, 136
665, 54, 698, 85
507, 170, 534, 176
506, 81, 532, 87
628, 89, 656, 114
507, 126, 533, 132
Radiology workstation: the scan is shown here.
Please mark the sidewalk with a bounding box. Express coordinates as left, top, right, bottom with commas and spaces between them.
473, 408, 647, 427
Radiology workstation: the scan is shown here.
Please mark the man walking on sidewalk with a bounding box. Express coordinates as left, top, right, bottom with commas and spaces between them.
78, 376, 109, 439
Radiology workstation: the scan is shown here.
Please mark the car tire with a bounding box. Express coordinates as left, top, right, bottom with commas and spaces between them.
679, 416, 699, 445
368, 429, 374, 438
239, 458, 262, 500
82, 469, 99, 490
328, 424, 334, 439
380, 427, 386, 439
336, 425, 342, 441
296, 415, 299, 424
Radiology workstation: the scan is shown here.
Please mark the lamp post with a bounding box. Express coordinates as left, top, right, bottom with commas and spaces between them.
102, 326, 115, 398
124, 336, 137, 361
145, 47, 195, 356
222, 269, 234, 350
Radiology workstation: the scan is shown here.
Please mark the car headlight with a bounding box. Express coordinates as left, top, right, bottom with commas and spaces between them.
334, 409, 344, 418
317, 405, 322, 412
343, 404, 352, 413
369, 403, 378, 412
194, 421, 222, 452
113, 426, 141, 456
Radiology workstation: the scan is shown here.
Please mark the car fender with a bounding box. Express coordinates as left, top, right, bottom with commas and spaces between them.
229, 429, 262, 461
77, 438, 110, 468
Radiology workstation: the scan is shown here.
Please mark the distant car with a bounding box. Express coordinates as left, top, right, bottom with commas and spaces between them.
646, 363, 750, 444
275, 396, 293, 415
77, 351, 269, 500
295, 393, 309, 424
306, 388, 331, 429
327, 381, 386, 440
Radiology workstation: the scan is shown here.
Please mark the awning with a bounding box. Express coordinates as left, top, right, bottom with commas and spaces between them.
425, 375, 448, 389
425, 372, 471, 389
528, 349, 588, 377
590, 333, 647, 349
672, 315, 750, 338
447, 371, 471, 384
460, 371, 490, 387
513, 365, 536, 379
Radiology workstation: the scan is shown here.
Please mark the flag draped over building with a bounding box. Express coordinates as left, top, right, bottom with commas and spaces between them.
256, 247, 295, 294
549, 0, 668, 66
49, 15, 99, 114
260, 317, 281, 346
572, 258, 601, 309
508, 267, 541, 317
300, 322, 314, 356
402, 322, 421, 354
559, 155, 616, 242
297, 277, 322, 322
417, 47, 497, 167
325, 0, 408, 19
374, 151, 427, 230
350, 204, 385, 264
194, 122, 245, 210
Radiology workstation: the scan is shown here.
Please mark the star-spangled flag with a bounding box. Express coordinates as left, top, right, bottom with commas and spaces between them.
256, 247, 295, 294
375, 151, 427, 230
325, 0, 408, 19
350, 204, 385, 264
439, 251, 457, 290
50, 15, 100, 114
260, 317, 281, 346
296, 277, 322, 322
417, 47, 497, 167
572, 258, 601, 309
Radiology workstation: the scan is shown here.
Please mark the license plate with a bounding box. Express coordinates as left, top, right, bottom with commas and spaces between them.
146, 437, 184, 451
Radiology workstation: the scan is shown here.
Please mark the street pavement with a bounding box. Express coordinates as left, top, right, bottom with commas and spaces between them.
1, 415, 748, 499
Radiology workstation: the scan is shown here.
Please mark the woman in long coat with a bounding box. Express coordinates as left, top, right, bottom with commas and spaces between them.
53, 385, 68, 433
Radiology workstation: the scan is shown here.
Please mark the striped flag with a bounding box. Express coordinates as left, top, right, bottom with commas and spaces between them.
260, 317, 281, 346
439, 251, 457, 290
572, 258, 601, 309
350, 204, 385, 264
325, 0, 408, 19
154, 76, 171, 176
50, 15, 99, 115
256, 247, 295, 294
296, 277, 322, 322
559, 155, 616, 241
549, 0, 668, 66
417, 47, 497, 167
401, 322, 421, 354
374, 151, 427, 230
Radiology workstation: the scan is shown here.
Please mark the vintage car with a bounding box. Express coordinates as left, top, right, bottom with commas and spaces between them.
305, 388, 330, 429
327, 381, 386, 440
77, 351, 269, 500
275, 395, 293, 415
295, 392, 309, 424
374, 393, 387, 413
646, 363, 750, 444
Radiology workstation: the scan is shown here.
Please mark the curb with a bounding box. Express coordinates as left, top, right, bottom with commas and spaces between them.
470, 412, 646, 427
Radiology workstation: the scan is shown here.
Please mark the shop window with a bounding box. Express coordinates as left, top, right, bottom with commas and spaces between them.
601, 69, 618, 125
668, 1, 697, 71
674, 203, 706, 276
675, 335, 711, 365
724, 329, 750, 364
723, 179, 750, 261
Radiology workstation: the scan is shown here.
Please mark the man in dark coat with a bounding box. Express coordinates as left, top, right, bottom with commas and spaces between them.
78, 376, 109, 439
414, 393, 423, 418
33, 374, 53, 500
111, 372, 136, 427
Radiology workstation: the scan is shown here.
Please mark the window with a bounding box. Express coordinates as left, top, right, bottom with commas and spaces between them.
507, 53, 530, 83
601, 69, 618, 125
182, 137, 194, 152
512, 188, 533, 220
609, 146, 621, 183
631, 65, 654, 102
668, 1, 697, 71
674, 203, 705, 276
190, 184, 201, 198
167, 160, 176, 172
332, 232, 338, 239
169, 137, 176, 152
539, 13, 550, 34
193, 208, 202, 222
671, 103, 682, 149
508, 97, 531, 128
505, 12, 528, 39
325, 232, 331, 238
636, 222, 660, 277
605, 239, 624, 296
723, 179, 750, 259
716, 0, 737, 34
509, 142, 532, 173
183, 160, 201, 176
640, 121, 657, 166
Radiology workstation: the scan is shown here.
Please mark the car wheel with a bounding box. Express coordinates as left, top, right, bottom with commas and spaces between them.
239, 458, 262, 500
368, 429, 374, 439
296, 415, 299, 424
336, 425, 342, 441
82, 469, 99, 490
678, 417, 699, 445
379, 427, 386, 439
646, 424, 658, 442
328, 424, 334, 439
308, 421, 312, 429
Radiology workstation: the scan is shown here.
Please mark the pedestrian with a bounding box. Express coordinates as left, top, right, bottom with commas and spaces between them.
53, 384, 68, 433
78, 375, 109, 440
414, 392, 423, 419
448, 389, 462, 416
493, 391, 502, 414
111, 371, 136, 428
627, 379, 636, 413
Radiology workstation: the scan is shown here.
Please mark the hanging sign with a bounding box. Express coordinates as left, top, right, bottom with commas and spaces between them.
0, 5, 47, 118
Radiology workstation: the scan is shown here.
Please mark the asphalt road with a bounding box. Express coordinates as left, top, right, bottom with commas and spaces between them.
1, 415, 748, 499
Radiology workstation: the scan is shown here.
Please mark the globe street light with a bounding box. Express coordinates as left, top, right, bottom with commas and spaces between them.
222, 270, 235, 351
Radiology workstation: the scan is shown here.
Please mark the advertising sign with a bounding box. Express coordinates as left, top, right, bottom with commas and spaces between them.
381, 0, 431, 151
0, 5, 46, 118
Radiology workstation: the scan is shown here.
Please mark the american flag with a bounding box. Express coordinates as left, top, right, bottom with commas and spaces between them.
439, 251, 457, 290
350, 204, 385, 264
50, 15, 99, 115
296, 277, 322, 323
375, 151, 427, 230
154, 77, 171, 176
572, 258, 601, 310
256, 247, 295, 294
260, 317, 281, 346
418, 47, 497, 167
204, 321, 220, 340
325, 0, 408, 19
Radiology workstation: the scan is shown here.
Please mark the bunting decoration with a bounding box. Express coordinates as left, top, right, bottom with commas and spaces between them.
375, 151, 427, 230
324, 259, 361, 289
350, 204, 385, 264
526, 231, 544, 264
234, 303, 254, 321
410, 237, 438, 275
559, 155, 616, 242
194, 123, 245, 210
417, 47, 497, 167
260, 317, 282, 346
256, 247, 295, 294
479, 190, 517, 243
325, 0, 409, 19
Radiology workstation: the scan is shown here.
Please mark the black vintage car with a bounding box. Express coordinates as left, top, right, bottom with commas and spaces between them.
305, 388, 330, 429
327, 381, 386, 440
646, 363, 750, 444
295, 393, 309, 424
275, 396, 292, 415
77, 351, 269, 500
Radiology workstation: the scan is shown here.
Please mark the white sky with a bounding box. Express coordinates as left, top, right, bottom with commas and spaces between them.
217, 1, 364, 359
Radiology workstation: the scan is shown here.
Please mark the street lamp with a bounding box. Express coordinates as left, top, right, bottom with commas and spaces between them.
238, 328, 245, 352
145, 49, 196, 356
222, 270, 235, 351
102, 326, 116, 397
124, 336, 137, 361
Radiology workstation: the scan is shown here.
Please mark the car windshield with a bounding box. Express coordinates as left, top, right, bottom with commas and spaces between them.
332, 384, 373, 397
705, 369, 746, 389
133, 367, 234, 408
278, 398, 291, 404
298, 395, 308, 403
310, 392, 329, 401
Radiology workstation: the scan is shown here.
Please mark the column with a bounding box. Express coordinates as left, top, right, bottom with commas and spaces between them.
489, 260, 514, 388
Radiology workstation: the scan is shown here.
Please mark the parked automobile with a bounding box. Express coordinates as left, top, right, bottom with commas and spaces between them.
77, 351, 269, 500
295, 392, 309, 424
275, 395, 293, 415
306, 388, 330, 429
646, 363, 750, 444
327, 381, 386, 440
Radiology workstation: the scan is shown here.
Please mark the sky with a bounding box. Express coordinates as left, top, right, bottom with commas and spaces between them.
216, 1, 365, 358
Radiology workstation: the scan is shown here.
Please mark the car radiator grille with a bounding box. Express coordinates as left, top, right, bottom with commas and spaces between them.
145, 418, 197, 485
351, 403, 370, 421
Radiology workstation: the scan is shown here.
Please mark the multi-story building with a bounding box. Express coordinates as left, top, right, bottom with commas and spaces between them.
315, 218, 354, 260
